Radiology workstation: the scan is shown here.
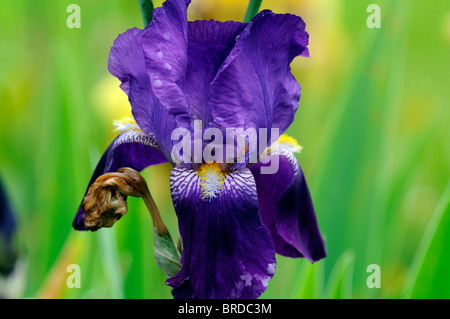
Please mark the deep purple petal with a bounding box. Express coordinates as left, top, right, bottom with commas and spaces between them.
0, 177, 17, 275
167, 166, 276, 299
250, 150, 326, 263
109, 28, 153, 135
210, 10, 309, 139
0, 178, 15, 243
141, 0, 192, 128
72, 131, 167, 231
185, 20, 246, 124
108, 27, 179, 157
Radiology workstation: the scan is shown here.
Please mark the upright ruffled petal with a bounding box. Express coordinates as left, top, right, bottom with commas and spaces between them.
250, 150, 326, 263
185, 20, 246, 124
108, 28, 178, 158
141, 0, 192, 128
139, 1, 248, 127
210, 10, 309, 140
109, 28, 152, 136
167, 165, 276, 299
72, 131, 167, 230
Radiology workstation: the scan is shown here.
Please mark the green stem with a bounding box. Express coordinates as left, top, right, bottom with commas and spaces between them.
243, 0, 263, 23
138, 0, 154, 27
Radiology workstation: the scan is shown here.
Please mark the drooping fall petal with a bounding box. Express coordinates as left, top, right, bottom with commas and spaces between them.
167, 165, 276, 298
250, 150, 326, 262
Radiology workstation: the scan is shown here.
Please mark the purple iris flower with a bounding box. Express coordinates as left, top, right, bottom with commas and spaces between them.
0, 177, 17, 276
73, 0, 326, 299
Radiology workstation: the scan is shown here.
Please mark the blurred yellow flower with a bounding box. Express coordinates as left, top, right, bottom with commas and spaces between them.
91, 75, 132, 128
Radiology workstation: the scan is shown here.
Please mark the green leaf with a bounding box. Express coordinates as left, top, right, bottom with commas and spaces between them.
98, 229, 125, 299
153, 228, 181, 279
243, 0, 262, 23
289, 260, 324, 299
138, 0, 154, 27
403, 180, 450, 298
325, 250, 355, 299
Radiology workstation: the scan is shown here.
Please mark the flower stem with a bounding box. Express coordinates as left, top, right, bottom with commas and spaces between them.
138, 0, 154, 27
141, 188, 168, 237
243, 0, 263, 23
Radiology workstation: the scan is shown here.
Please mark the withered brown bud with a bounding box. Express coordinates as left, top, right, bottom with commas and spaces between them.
82, 168, 149, 231
83, 183, 127, 231
82, 167, 167, 235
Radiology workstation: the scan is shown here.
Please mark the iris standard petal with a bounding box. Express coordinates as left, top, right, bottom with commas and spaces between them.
72, 131, 167, 230
141, 0, 192, 128
109, 27, 154, 136
250, 150, 326, 263
210, 10, 309, 140
167, 165, 276, 299
185, 20, 246, 124
109, 27, 179, 157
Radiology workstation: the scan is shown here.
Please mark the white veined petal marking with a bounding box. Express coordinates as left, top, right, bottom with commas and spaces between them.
196, 163, 227, 201
111, 116, 160, 151
170, 165, 258, 205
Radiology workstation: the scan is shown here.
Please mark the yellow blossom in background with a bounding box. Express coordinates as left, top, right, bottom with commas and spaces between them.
91, 75, 133, 129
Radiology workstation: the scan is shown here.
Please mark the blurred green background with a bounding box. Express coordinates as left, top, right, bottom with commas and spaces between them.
0, 0, 449, 298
